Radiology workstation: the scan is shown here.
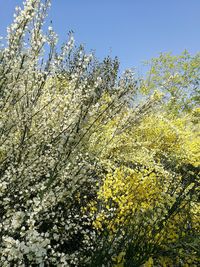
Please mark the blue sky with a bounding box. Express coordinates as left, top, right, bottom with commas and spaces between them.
0, 0, 200, 73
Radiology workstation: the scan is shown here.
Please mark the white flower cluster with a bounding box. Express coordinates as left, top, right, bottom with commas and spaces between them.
0, 1, 137, 266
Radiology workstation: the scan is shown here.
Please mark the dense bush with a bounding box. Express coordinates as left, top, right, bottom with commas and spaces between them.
0, 1, 199, 266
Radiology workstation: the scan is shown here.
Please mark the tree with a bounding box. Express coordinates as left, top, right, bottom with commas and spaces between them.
141, 51, 200, 115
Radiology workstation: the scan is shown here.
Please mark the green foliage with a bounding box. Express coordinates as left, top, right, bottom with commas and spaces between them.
142, 50, 200, 114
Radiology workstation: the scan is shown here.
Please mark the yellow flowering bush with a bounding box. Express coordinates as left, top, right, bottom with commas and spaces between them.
87, 110, 199, 266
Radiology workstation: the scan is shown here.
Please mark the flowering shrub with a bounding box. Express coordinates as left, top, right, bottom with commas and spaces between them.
87, 112, 199, 266
0, 1, 199, 266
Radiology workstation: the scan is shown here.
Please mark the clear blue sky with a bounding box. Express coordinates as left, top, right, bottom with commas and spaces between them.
0, 0, 200, 73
